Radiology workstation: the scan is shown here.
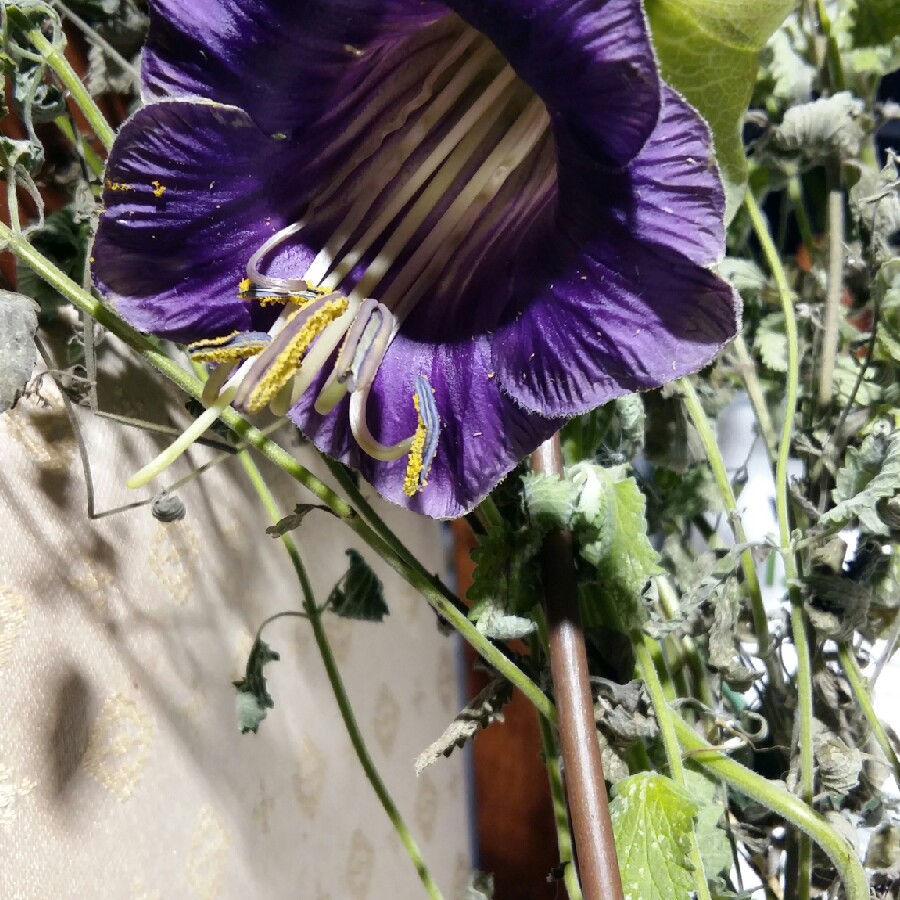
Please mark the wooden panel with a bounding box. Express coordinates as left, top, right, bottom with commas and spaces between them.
453, 521, 560, 900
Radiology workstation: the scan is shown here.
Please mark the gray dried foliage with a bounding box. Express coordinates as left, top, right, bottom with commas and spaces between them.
415, 678, 512, 774
773, 92, 868, 165
0, 290, 39, 414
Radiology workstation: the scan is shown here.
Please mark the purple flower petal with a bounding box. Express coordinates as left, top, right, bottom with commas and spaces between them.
143, 1, 445, 134
93, 101, 324, 342
143, 0, 659, 165
447, 0, 660, 166
490, 88, 740, 416
290, 335, 564, 519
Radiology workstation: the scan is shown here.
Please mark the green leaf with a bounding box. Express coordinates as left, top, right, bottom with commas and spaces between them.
327, 549, 388, 621
832, 354, 884, 406
835, 0, 900, 78
685, 769, 732, 881
571, 464, 662, 631
610, 772, 699, 900
467, 522, 542, 617
824, 431, 900, 535
16, 207, 93, 319
754, 313, 789, 372
645, 0, 794, 221
233, 638, 281, 735
521, 472, 577, 528
717, 257, 768, 302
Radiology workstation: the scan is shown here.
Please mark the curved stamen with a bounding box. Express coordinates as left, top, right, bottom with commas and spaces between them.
349, 383, 414, 461
187, 330, 272, 363
246, 220, 318, 293
314, 299, 395, 414
238, 277, 324, 306
403, 376, 440, 496
287, 296, 361, 401
235, 293, 349, 414
201, 359, 239, 406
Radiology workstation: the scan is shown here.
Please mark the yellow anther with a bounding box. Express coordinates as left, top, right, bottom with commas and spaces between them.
187, 329, 271, 363
238, 277, 252, 295
245, 296, 349, 413
403, 391, 428, 497
151, 180, 167, 198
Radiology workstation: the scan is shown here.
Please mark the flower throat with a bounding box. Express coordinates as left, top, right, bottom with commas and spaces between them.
135, 16, 553, 497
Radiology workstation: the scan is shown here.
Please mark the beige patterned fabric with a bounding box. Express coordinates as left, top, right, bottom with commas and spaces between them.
0, 340, 470, 899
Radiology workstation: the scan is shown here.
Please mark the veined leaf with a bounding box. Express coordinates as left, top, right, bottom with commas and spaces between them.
571, 464, 661, 631
823, 431, 900, 535
645, 0, 795, 221
610, 772, 699, 900
327, 549, 388, 621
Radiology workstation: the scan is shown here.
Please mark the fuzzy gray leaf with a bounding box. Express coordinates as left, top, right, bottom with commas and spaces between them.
813, 720, 863, 795
803, 573, 871, 640
774, 92, 867, 165
850, 154, 899, 265
824, 432, 900, 535
461, 872, 495, 900
472, 598, 536, 641
150, 491, 186, 523
0, 291, 39, 414
708, 579, 759, 689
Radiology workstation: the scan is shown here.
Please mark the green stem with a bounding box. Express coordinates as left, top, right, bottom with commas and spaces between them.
837, 643, 900, 780
536, 697, 583, 900
238, 451, 443, 899
656, 576, 715, 712
814, 0, 846, 93
817, 163, 845, 413
731, 335, 778, 463
787, 176, 816, 257
4, 221, 555, 723
321, 453, 436, 581
54, 113, 104, 178
745, 191, 814, 900
674, 719, 867, 900
677, 378, 777, 685
475, 494, 504, 531
27, 27, 116, 153
634, 634, 712, 900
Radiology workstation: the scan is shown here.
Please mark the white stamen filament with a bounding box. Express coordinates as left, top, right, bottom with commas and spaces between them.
201, 359, 238, 406
305, 28, 481, 225
306, 45, 511, 287
246, 220, 309, 291
349, 384, 414, 461
382, 96, 550, 321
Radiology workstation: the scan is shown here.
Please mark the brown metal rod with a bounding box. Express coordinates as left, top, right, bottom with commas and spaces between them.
532, 434, 625, 900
